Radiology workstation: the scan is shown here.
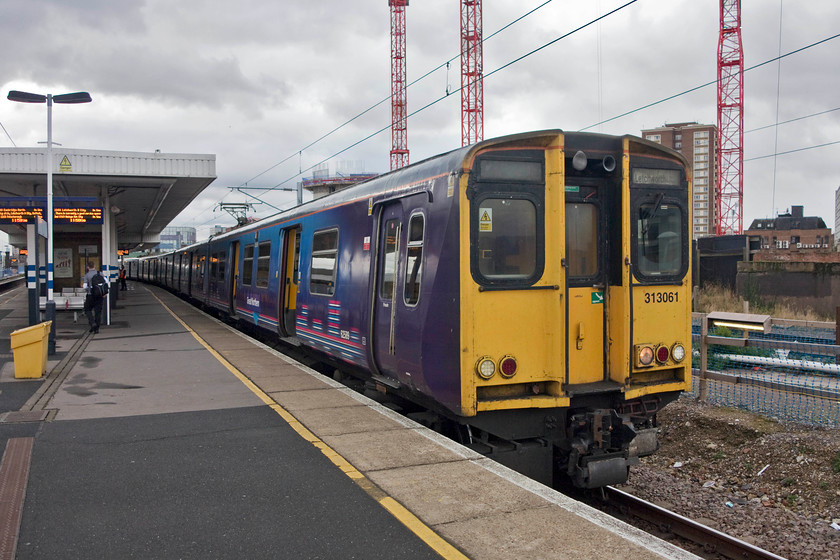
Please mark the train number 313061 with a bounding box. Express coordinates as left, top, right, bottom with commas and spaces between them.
643, 291, 679, 304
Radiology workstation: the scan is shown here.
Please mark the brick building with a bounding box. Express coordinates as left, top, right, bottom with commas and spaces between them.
745, 205, 832, 251
641, 122, 716, 239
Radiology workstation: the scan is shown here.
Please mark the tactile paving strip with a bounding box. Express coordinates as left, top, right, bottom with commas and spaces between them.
0, 438, 34, 560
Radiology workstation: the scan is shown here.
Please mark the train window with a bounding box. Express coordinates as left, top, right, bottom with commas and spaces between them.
636, 202, 682, 276
476, 199, 537, 279
217, 252, 227, 281
404, 214, 424, 306
210, 253, 218, 280
242, 244, 254, 286
380, 219, 399, 300
256, 241, 271, 287
310, 229, 338, 296
566, 203, 598, 277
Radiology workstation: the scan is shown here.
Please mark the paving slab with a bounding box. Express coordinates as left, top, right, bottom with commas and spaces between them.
267, 387, 363, 412
436, 505, 659, 560
291, 402, 407, 436
366, 459, 551, 526
322, 428, 466, 472
261, 372, 337, 392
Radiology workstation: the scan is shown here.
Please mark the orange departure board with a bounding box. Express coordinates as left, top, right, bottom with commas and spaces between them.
54, 207, 103, 223
0, 207, 44, 223
0, 206, 103, 224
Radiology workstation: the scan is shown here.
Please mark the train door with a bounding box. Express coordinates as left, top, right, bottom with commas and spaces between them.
565, 182, 607, 385
280, 226, 301, 336
229, 241, 240, 315
373, 202, 424, 384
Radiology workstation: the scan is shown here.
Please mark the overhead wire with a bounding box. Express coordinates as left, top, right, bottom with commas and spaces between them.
196, 8, 839, 225
745, 107, 840, 134
238, 0, 557, 195
744, 140, 840, 162
0, 121, 16, 147
257, 0, 641, 197
578, 32, 840, 131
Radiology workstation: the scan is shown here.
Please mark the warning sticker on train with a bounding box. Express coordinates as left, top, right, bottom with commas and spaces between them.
479, 208, 492, 232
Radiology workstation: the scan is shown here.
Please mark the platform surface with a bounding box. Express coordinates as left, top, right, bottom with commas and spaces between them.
0, 284, 699, 559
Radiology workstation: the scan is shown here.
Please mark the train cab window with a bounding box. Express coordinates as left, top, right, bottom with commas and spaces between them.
310, 229, 338, 295
242, 244, 255, 286
636, 202, 682, 277
256, 241, 272, 288
404, 214, 424, 306
476, 199, 537, 280
565, 202, 598, 278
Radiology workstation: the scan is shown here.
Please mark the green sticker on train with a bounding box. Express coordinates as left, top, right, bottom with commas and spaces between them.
591, 291, 604, 304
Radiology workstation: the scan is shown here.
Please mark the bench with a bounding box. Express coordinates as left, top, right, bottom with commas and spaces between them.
40, 295, 86, 322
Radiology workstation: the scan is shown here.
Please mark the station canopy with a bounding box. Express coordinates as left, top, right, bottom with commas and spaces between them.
0, 147, 215, 251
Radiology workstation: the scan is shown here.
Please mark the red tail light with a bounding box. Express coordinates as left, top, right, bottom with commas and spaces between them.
655, 345, 670, 364
499, 356, 517, 377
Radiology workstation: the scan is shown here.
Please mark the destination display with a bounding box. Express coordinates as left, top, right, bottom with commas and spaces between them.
53, 207, 103, 224
0, 206, 103, 224
0, 207, 44, 224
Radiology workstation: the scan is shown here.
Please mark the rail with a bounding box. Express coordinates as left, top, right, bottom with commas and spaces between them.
604, 486, 787, 560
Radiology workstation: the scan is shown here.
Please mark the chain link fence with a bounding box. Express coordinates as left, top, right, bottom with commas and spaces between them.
690, 312, 840, 427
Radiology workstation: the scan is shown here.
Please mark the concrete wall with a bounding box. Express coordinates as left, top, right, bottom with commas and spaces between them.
736, 260, 840, 317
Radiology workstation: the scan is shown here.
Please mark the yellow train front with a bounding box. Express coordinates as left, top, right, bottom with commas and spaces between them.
454, 131, 691, 488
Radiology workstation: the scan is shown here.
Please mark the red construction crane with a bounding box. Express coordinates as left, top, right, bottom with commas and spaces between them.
715, 0, 744, 235
461, 0, 484, 146
389, 0, 409, 170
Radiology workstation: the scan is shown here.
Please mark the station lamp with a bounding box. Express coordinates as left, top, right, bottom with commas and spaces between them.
8, 89, 92, 352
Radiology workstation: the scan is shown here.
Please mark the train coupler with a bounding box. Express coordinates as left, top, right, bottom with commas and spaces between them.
565, 409, 639, 488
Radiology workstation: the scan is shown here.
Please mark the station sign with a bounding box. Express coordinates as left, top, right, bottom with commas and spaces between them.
0, 206, 103, 225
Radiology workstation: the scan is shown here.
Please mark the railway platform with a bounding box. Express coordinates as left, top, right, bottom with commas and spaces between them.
0, 283, 700, 559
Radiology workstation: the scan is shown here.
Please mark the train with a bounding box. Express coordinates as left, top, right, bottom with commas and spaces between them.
128, 129, 692, 489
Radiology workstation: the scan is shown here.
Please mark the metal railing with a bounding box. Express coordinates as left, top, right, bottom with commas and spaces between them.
691, 312, 840, 427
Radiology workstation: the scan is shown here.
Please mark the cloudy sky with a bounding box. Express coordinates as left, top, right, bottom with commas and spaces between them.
2, 0, 838, 238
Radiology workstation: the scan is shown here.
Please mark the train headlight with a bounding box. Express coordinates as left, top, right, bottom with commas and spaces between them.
499, 355, 517, 378
671, 343, 686, 363
655, 345, 670, 364
636, 345, 655, 367
476, 356, 496, 379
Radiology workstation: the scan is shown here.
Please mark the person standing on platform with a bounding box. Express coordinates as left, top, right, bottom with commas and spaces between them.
118, 265, 127, 291
82, 261, 105, 334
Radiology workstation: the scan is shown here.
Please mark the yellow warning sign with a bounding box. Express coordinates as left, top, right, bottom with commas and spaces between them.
479, 208, 492, 232
59, 156, 72, 172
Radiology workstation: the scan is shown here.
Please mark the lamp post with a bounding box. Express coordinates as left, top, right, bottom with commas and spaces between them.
8, 90, 91, 353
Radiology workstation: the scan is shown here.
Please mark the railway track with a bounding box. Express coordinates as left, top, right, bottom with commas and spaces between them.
599, 486, 787, 560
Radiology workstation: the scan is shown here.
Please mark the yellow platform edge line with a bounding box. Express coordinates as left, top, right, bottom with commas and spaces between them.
151, 290, 468, 560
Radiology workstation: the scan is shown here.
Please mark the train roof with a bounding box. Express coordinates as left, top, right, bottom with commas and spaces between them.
137, 129, 686, 259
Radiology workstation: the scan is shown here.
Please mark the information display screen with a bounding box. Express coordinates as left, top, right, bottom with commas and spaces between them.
54, 207, 103, 224
0, 207, 44, 224
0, 206, 103, 224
